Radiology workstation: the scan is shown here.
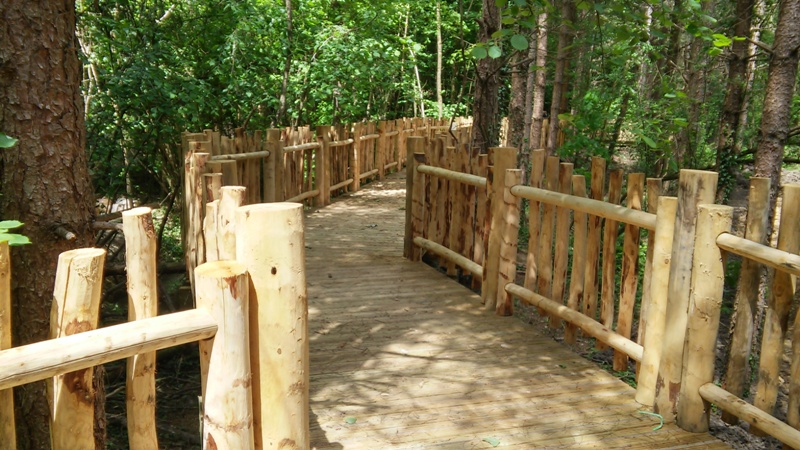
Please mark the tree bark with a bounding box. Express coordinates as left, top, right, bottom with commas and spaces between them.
277, 0, 294, 126
753, 0, 800, 210
547, 0, 577, 153
715, 0, 755, 202
530, 13, 549, 151
523, 28, 538, 149
436, 0, 444, 118
472, 0, 502, 152
0, 1, 98, 448
508, 50, 529, 157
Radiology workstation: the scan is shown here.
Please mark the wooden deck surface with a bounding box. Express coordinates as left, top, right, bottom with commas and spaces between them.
305, 172, 729, 449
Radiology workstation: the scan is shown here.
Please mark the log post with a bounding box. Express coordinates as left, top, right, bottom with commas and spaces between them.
204, 173, 222, 203
350, 122, 362, 192
377, 120, 387, 180
482, 147, 518, 310
315, 126, 332, 207
405, 137, 425, 259
48, 248, 106, 450
637, 178, 662, 359
655, 169, 718, 421
677, 204, 733, 432
472, 153, 489, 291
753, 184, 800, 435
196, 261, 255, 450
0, 241, 15, 448
635, 196, 678, 406
613, 173, 644, 371
496, 169, 524, 316
523, 149, 546, 292
537, 156, 560, 305
236, 204, 309, 449
264, 129, 280, 202
122, 207, 159, 450
583, 156, 606, 321
186, 152, 209, 298
446, 146, 460, 277
598, 169, 623, 348
565, 175, 588, 344
721, 177, 770, 424
550, 162, 574, 328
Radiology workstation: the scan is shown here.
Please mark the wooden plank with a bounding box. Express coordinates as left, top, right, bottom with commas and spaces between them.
565, 175, 587, 344
537, 156, 560, 312
598, 169, 623, 349
524, 149, 546, 292
583, 157, 606, 322
549, 162, 573, 328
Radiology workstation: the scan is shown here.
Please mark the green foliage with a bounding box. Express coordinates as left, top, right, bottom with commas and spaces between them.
0, 133, 17, 149
0, 220, 30, 246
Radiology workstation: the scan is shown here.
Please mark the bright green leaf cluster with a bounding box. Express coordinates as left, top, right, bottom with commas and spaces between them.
0, 221, 31, 246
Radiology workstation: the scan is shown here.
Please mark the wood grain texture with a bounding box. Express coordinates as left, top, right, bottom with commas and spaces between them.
306, 171, 729, 449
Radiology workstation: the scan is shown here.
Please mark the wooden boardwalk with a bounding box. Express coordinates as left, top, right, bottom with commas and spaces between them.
305, 172, 729, 449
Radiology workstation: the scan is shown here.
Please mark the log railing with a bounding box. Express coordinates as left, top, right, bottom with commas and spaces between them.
404, 136, 800, 447
0, 201, 310, 449
184, 117, 472, 295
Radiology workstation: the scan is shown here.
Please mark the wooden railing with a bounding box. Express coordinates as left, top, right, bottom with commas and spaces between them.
183, 117, 473, 294
0, 202, 310, 449
404, 138, 800, 448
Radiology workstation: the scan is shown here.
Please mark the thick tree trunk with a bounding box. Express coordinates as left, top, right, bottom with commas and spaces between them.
472, 0, 502, 152
530, 13, 549, 151
0, 1, 98, 448
436, 0, 444, 118
547, 0, 577, 153
753, 0, 800, 209
715, 0, 755, 202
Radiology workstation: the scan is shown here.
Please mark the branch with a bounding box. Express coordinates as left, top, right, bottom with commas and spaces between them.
53, 226, 77, 241
747, 37, 773, 54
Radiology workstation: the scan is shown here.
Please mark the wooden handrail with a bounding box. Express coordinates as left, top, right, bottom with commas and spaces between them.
0, 309, 217, 391
211, 150, 271, 161
413, 237, 482, 277
284, 142, 320, 153
510, 184, 657, 231
416, 164, 487, 188
716, 232, 800, 277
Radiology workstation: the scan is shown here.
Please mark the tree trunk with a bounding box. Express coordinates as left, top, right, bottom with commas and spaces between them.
436, 0, 444, 118
508, 50, 529, 159
715, 0, 755, 202
0, 1, 98, 448
753, 0, 800, 210
471, 0, 502, 152
530, 13, 549, 151
523, 28, 538, 149
547, 0, 577, 153
277, 0, 293, 126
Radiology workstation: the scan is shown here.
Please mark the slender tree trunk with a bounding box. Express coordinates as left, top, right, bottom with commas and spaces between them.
715, 0, 755, 201
404, 8, 426, 117
436, 0, 443, 118
530, 13, 549, 151
547, 0, 577, 153
277, 0, 294, 125
0, 1, 98, 448
508, 50, 529, 154
471, 0, 502, 151
754, 0, 800, 210
523, 28, 538, 149
738, 0, 765, 151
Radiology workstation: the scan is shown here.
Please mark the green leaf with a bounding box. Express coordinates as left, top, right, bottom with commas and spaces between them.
488, 45, 502, 59
0, 233, 31, 246
471, 46, 488, 59
501, 17, 516, 25
495, 0, 508, 6
577, 1, 591, 10
0, 220, 24, 230
0, 133, 18, 149
482, 437, 501, 447
712, 34, 732, 47
344, 416, 357, 424
708, 47, 723, 56
510, 34, 528, 51
641, 135, 658, 149
673, 118, 689, 127
664, 93, 677, 99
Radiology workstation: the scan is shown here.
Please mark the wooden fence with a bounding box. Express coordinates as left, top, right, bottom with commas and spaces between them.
0, 203, 310, 449
404, 137, 800, 448
182, 117, 473, 294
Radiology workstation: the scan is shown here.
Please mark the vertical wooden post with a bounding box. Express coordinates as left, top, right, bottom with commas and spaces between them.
48, 248, 106, 450
446, 146, 460, 277
0, 241, 15, 449
583, 156, 606, 321
196, 261, 255, 450
655, 169, 718, 421
598, 169, 623, 348
752, 184, 800, 435
565, 175, 588, 344
550, 162, 574, 328
524, 149, 546, 292
721, 177, 770, 424
122, 208, 159, 450
537, 156, 560, 306
637, 178, 663, 354
481, 147, 518, 310
405, 137, 425, 259
496, 169, 524, 316
677, 204, 733, 432
186, 152, 209, 298
264, 129, 280, 202
614, 173, 644, 371
635, 196, 678, 406
315, 126, 332, 207
472, 153, 489, 291
204, 173, 223, 203
377, 120, 387, 180
350, 122, 362, 192
410, 151, 427, 262
236, 203, 309, 450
